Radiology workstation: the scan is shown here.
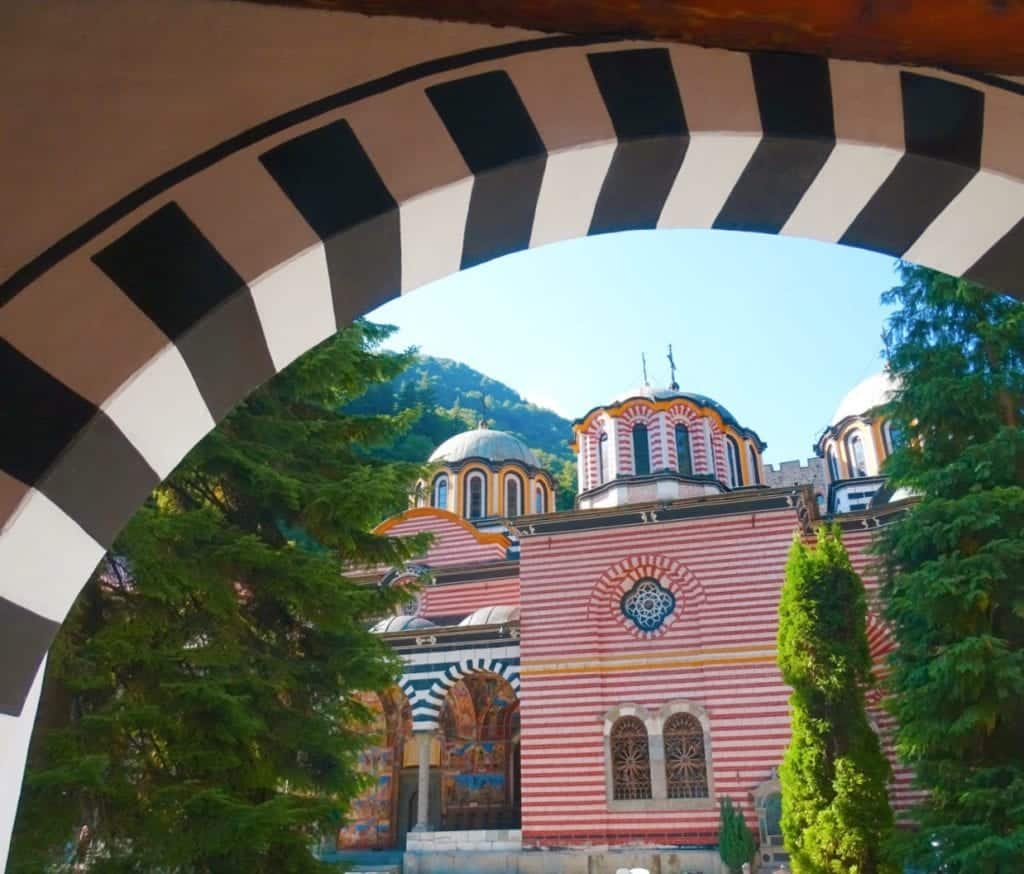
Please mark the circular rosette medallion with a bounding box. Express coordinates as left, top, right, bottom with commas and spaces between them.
620, 577, 676, 632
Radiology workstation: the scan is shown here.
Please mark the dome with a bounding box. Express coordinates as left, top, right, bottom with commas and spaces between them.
429, 427, 539, 468
458, 605, 521, 626
371, 615, 437, 634
831, 372, 898, 426
590, 384, 743, 432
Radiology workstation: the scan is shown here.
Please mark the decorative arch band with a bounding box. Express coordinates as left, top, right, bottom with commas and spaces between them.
2, 37, 1023, 719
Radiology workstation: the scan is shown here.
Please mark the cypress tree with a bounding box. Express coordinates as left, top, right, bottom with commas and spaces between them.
718, 795, 756, 873
11, 321, 431, 873
875, 265, 1024, 872
778, 526, 895, 874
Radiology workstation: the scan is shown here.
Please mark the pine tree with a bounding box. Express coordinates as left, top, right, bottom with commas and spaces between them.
778, 526, 896, 874
718, 796, 756, 873
11, 321, 431, 873
875, 265, 1024, 872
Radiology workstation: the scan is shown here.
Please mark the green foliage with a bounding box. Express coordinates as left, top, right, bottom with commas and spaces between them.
10, 321, 431, 874
874, 266, 1024, 872
348, 355, 578, 509
778, 526, 896, 874
718, 796, 756, 873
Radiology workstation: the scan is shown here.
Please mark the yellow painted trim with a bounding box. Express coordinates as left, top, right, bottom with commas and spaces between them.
521, 648, 778, 678
372, 506, 510, 549
572, 397, 743, 442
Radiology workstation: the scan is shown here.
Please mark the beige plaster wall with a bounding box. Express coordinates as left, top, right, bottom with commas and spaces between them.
1, 0, 538, 281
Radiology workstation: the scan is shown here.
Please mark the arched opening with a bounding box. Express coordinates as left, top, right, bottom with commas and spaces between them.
847, 431, 868, 478
663, 712, 709, 799
746, 443, 761, 485
609, 716, 652, 801
632, 424, 651, 476
674, 423, 693, 476
597, 431, 609, 484
504, 473, 523, 517
334, 688, 412, 852
435, 672, 521, 831
464, 470, 487, 520
534, 482, 547, 514
725, 435, 743, 488
432, 473, 449, 510
2, 29, 1023, 861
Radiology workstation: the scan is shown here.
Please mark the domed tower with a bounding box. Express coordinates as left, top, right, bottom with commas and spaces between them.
815, 371, 901, 513
571, 383, 766, 511
416, 424, 556, 523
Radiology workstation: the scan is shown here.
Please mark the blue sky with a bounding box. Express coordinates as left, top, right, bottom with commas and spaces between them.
369, 230, 900, 466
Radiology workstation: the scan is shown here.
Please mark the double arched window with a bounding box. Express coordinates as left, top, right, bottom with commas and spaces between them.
464, 471, 487, 519
847, 432, 868, 478
610, 716, 652, 800
674, 424, 693, 476
505, 474, 523, 517
725, 436, 743, 488
534, 483, 547, 514
632, 424, 650, 475
431, 474, 449, 510
605, 703, 712, 809
664, 713, 709, 799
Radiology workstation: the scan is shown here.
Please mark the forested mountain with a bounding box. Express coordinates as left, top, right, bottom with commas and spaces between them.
348, 356, 578, 509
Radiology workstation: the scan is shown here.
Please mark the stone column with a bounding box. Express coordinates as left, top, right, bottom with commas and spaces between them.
413, 730, 434, 831
649, 730, 668, 801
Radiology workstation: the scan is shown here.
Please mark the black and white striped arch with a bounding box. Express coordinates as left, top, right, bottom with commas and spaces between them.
398, 649, 521, 732
2, 37, 1023, 720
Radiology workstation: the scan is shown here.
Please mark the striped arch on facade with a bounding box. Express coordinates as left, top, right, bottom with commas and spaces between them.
2, 37, 1024, 723
403, 654, 521, 731
582, 415, 609, 489
617, 402, 666, 472
664, 403, 705, 473
587, 553, 708, 641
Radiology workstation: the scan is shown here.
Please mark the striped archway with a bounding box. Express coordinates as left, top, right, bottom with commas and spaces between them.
2, 31, 1024, 852
404, 655, 521, 732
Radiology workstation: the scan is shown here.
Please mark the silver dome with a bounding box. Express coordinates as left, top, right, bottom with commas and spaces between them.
458, 605, 521, 626
371, 615, 437, 633
831, 372, 898, 426
429, 428, 539, 468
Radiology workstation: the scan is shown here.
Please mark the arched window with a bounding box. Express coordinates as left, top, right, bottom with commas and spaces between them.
597, 432, 609, 485
505, 474, 522, 517
674, 424, 693, 476
847, 432, 868, 478
883, 421, 903, 455
610, 716, 652, 800
725, 436, 743, 488
465, 471, 486, 519
432, 474, 448, 510
827, 448, 840, 481
663, 712, 709, 799
534, 483, 547, 514
632, 424, 650, 476
747, 444, 761, 485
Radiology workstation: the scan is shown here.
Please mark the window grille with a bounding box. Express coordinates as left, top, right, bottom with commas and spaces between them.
664, 713, 709, 799
610, 716, 652, 800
